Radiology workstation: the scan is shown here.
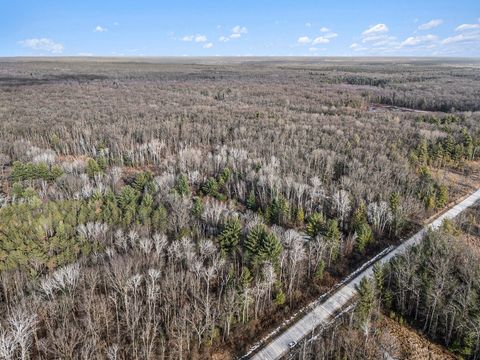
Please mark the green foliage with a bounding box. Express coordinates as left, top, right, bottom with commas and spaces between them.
219, 217, 242, 255
314, 259, 325, 281
203, 177, 220, 197
325, 219, 341, 261
265, 196, 290, 225
151, 204, 168, 232
218, 167, 231, 186
355, 223, 373, 254
192, 197, 203, 217
352, 203, 367, 231
11, 161, 64, 182
306, 212, 325, 238
240, 267, 253, 289
436, 184, 449, 208
355, 277, 375, 324
274, 288, 286, 305
412, 130, 478, 169
0, 200, 91, 273
246, 189, 257, 210
244, 224, 283, 266
86, 158, 102, 178
132, 171, 155, 193
294, 207, 305, 225
174, 173, 190, 196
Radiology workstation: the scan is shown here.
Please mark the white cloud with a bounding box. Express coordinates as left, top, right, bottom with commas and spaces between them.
401, 34, 438, 46
203, 42, 213, 49
219, 36, 229, 42
455, 23, 480, 31
305, 22, 312, 28
19, 38, 64, 53
297, 36, 311, 44
362, 23, 388, 36
359, 23, 397, 47
418, 19, 443, 30
320, 27, 329, 33
195, 35, 207, 43
324, 32, 338, 39
308, 47, 318, 52
181, 34, 207, 42
442, 32, 480, 44
312, 36, 329, 44
94, 25, 108, 32
78, 52, 94, 56
225, 25, 248, 40
232, 25, 248, 34
113, 22, 119, 26
349, 43, 367, 51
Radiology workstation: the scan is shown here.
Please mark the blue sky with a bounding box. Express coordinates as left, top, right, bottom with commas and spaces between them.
1, 0, 479, 57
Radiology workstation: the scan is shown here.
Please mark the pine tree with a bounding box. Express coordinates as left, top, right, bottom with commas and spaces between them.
245, 224, 282, 265
352, 203, 367, 231
417, 138, 430, 165
240, 267, 252, 289
306, 212, 325, 238
132, 171, 154, 193
314, 259, 325, 281
203, 177, 220, 198
274, 288, 286, 305
151, 205, 168, 232
174, 174, 190, 196
246, 189, 256, 210
463, 129, 474, 160
219, 217, 242, 255
86, 159, 102, 178
258, 231, 282, 265
355, 277, 375, 325
245, 225, 261, 256
192, 197, 203, 217
325, 219, 341, 262
295, 207, 305, 225
356, 223, 373, 254
436, 184, 448, 208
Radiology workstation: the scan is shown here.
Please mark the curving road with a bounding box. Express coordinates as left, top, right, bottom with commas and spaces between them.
248, 188, 480, 360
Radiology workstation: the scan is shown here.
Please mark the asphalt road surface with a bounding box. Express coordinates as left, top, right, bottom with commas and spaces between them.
249, 188, 480, 360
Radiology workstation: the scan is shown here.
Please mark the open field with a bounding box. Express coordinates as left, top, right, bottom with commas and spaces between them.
0, 58, 479, 359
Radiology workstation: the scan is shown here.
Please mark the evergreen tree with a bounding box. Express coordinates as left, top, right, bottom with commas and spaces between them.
436, 184, 448, 208
174, 174, 190, 196
192, 197, 203, 217
295, 207, 305, 225
151, 204, 168, 233
352, 203, 367, 231
355, 277, 375, 325
306, 212, 325, 238
355, 223, 373, 254
246, 189, 256, 210
314, 259, 325, 281
219, 217, 242, 255
86, 159, 102, 178
325, 219, 341, 262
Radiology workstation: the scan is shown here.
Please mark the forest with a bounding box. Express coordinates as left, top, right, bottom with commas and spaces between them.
295, 202, 480, 359
0, 58, 479, 359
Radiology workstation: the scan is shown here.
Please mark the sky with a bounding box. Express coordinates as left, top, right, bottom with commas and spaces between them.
1, 0, 479, 57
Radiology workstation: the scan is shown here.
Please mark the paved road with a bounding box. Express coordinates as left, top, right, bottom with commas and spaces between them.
249, 188, 480, 360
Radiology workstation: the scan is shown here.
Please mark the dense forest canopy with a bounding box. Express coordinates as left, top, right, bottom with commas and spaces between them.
0, 58, 479, 359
